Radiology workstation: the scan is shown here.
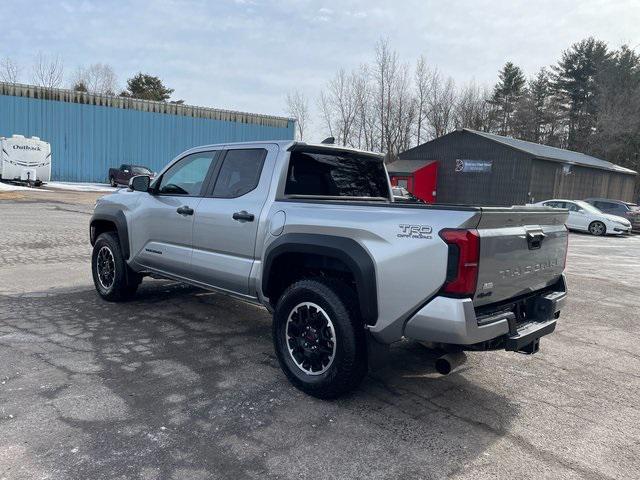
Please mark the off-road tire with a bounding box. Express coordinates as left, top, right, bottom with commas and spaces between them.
91, 232, 140, 301
273, 278, 368, 399
588, 221, 606, 236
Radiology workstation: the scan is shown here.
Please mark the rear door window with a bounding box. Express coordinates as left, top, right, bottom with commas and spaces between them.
285, 150, 389, 198
594, 201, 613, 211
211, 149, 267, 198
612, 203, 628, 213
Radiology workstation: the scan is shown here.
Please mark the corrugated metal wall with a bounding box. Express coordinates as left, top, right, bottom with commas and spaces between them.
0, 87, 295, 182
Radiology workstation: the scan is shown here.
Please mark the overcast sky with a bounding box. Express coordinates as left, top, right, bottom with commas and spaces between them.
2, 0, 639, 140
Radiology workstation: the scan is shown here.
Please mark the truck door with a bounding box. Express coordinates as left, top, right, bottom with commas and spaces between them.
191, 145, 276, 295
131, 151, 219, 277
117, 164, 129, 184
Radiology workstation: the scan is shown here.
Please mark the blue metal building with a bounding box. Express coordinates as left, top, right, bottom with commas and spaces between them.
0, 82, 295, 182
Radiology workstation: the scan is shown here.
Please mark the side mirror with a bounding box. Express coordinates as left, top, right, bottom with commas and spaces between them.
129, 175, 150, 192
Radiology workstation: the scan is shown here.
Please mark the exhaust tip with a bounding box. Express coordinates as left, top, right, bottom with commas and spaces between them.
435, 351, 467, 375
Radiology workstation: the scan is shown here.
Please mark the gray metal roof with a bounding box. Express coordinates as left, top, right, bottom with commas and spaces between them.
464, 128, 637, 175
386, 159, 434, 173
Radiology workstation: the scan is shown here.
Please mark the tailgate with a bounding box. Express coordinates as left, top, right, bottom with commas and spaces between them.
473, 207, 568, 307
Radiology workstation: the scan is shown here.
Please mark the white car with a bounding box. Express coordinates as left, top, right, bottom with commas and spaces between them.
534, 199, 632, 236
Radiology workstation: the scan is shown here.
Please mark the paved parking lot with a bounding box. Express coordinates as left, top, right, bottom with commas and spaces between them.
1, 189, 639, 480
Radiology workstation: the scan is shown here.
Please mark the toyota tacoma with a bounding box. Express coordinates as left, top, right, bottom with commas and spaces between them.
90, 141, 569, 398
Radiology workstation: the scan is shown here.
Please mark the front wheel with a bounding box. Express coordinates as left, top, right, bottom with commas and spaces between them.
273, 278, 367, 399
588, 221, 606, 236
91, 232, 140, 301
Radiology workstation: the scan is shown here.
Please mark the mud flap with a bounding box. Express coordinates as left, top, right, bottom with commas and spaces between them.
366, 333, 390, 371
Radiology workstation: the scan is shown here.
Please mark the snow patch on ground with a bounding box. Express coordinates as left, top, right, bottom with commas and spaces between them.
45, 182, 117, 192
0, 182, 42, 192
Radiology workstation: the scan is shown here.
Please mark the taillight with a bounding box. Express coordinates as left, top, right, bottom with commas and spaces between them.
439, 229, 480, 297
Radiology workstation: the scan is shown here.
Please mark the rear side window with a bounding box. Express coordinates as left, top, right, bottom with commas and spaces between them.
612, 203, 628, 213
285, 150, 389, 198
212, 149, 267, 198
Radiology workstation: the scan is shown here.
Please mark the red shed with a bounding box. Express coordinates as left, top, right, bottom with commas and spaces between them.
386, 160, 438, 203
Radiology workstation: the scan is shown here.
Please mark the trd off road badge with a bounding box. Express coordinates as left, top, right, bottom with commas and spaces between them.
397, 224, 433, 239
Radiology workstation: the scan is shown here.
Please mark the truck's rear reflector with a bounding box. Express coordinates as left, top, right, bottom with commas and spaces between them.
439, 229, 480, 296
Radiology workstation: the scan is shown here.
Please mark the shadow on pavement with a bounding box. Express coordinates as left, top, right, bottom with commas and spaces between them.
0, 281, 518, 479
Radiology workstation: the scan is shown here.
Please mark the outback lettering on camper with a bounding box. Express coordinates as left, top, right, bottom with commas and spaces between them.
13, 145, 42, 151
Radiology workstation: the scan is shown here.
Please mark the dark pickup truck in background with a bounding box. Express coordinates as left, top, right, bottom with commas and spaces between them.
108, 164, 154, 187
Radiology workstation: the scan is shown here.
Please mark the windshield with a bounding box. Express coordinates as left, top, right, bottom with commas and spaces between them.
574, 200, 602, 214
132, 166, 151, 174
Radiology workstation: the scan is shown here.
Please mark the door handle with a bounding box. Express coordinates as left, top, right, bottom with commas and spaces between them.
232, 210, 254, 222
176, 205, 194, 216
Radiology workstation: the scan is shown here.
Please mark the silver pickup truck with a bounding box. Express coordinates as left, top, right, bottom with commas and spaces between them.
90, 141, 568, 398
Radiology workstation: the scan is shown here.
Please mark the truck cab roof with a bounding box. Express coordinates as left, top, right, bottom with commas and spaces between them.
179, 140, 384, 160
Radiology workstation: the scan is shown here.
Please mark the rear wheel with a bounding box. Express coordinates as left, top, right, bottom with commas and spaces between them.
110, 176, 117, 187
273, 278, 367, 399
91, 232, 140, 301
588, 221, 606, 236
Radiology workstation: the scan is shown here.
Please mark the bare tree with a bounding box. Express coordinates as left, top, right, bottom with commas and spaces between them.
352, 65, 378, 151
389, 62, 417, 154
72, 63, 118, 95
425, 70, 456, 138
317, 90, 335, 140
370, 39, 421, 158
0, 57, 20, 83
454, 82, 493, 131
328, 69, 360, 146
32, 53, 64, 88
286, 90, 310, 140
372, 38, 401, 155
414, 55, 432, 145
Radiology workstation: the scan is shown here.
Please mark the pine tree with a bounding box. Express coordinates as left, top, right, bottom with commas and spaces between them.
513, 68, 554, 143
490, 62, 526, 136
551, 37, 611, 151
120, 73, 175, 102
590, 45, 640, 172
73, 80, 88, 93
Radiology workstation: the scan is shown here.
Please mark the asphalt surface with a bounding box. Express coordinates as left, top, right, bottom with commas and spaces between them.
0, 189, 639, 480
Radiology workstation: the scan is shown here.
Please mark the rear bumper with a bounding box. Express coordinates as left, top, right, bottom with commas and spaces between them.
403, 275, 567, 350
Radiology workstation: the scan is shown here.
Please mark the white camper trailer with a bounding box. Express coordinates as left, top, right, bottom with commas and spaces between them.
0, 135, 52, 186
